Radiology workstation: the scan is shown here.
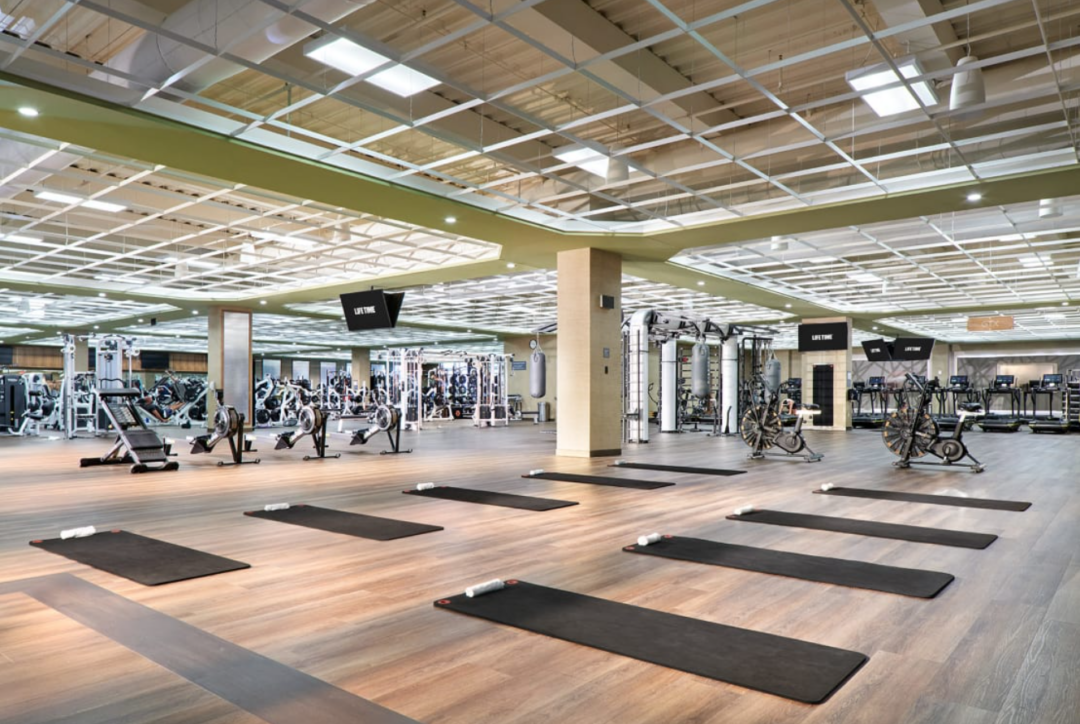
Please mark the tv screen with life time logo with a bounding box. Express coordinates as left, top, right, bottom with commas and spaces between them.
892, 337, 935, 361
798, 322, 849, 352
339, 290, 405, 331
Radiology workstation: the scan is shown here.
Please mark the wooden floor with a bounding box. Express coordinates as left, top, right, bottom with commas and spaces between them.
0, 423, 1077, 723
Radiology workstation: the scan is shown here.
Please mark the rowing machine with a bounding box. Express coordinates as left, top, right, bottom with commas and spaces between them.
275, 406, 338, 460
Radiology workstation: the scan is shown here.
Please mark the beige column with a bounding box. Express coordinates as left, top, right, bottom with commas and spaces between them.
556, 248, 622, 457
801, 317, 853, 431
72, 335, 90, 371
351, 347, 370, 386
207, 307, 253, 423
929, 342, 951, 383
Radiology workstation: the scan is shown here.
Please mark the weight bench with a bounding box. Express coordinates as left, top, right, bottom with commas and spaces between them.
79, 388, 179, 474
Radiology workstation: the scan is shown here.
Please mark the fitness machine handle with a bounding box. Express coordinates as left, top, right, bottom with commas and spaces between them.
904, 373, 926, 393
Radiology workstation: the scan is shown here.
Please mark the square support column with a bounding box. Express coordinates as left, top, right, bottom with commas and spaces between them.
800, 317, 853, 431
556, 248, 622, 457
351, 347, 370, 387
207, 308, 252, 423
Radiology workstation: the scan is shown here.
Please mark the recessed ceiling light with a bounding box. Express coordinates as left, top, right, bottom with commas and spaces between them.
999, 234, 1023, 242
553, 144, 610, 178
260, 300, 267, 305
303, 35, 439, 97
35, 190, 83, 205
466, 329, 472, 333
93, 325, 99, 329
966, 192, 982, 202
506, 262, 516, 269
1062, 302, 1070, 306
872, 326, 879, 330
697, 280, 705, 286
845, 58, 937, 117
848, 271, 881, 284
138, 318, 144, 323
82, 199, 127, 213
5, 233, 41, 244
445, 216, 456, 224
98, 292, 106, 298
191, 310, 199, 315
17, 107, 39, 118
1046, 313, 1066, 320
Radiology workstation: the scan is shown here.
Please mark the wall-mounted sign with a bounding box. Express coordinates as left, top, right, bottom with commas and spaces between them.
798, 322, 849, 352
339, 290, 404, 331
967, 315, 1014, 331
512, 361, 527, 371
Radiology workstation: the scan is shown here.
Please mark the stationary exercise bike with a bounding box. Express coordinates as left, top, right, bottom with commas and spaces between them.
741, 358, 823, 463
883, 374, 984, 473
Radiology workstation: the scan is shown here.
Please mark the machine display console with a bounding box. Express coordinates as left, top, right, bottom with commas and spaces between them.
868, 376, 885, 387
993, 375, 1015, 388
949, 375, 969, 386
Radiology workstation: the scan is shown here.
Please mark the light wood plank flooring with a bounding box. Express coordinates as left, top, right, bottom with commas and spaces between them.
0, 423, 1076, 723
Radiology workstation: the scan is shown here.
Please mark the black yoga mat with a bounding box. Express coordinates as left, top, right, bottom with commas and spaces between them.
523, 471, 674, 490
727, 509, 996, 549
403, 486, 577, 511
244, 505, 442, 540
625, 535, 953, 598
813, 487, 1030, 512
611, 462, 745, 477
435, 580, 867, 703
30, 530, 249, 586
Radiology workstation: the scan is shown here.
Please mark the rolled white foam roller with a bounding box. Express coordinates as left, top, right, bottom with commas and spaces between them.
416, 482, 436, 491
637, 532, 662, 547
614, 460, 625, 466
185, 436, 195, 441
732, 505, 756, 516
244, 434, 257, 442
528, 469, 545, 476
820, 483, 835, 491
60, 525, 96, 540
264, 503, 290, 511
465, 579, 505, 598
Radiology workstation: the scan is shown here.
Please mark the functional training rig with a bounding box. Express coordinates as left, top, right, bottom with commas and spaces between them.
79, 388, 179, 474
276, 406, 336, 460
190, 394, 259, 466
341, 403, 411, 454
883, 374, 984, 473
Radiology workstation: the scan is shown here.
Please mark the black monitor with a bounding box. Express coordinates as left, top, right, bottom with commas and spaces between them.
868, 376, 885, 387
861, 339, 893, 362
949, 375, 969, 386
340, 290, 405, 331
994, 375, 1015, 388
1042, 373, 1063, 387
892, 337, 935, 361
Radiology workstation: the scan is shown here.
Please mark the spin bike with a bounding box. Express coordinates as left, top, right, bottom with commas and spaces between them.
882, 374, 984, 473
741, 392, 823, 463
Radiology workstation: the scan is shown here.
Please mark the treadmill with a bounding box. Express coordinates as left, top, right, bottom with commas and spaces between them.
851, 377, 887, 428
1029, 373, 1069, 433
937, 375, 978, 428
979, 375, 1023, 432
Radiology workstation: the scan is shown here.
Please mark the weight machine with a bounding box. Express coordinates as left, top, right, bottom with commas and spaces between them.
79, 387, 179, 474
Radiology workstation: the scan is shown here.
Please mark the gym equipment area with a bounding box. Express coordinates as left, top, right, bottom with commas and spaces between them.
3, 1, 1080, 720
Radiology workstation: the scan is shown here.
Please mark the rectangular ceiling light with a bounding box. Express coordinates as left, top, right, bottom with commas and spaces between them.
5, 234, 42, 244
846, 58, 938, 117
35, 190, 83, 205
304, 35, 438, 97
553, 144, 610, 178
83, 199, 127, 213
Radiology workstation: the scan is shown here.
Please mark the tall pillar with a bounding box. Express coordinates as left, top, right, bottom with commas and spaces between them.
207, 307, 252, 422
721, 332, 739, 433
929, 342, 951, 383
556, 248, 621, 457
660, 339, 678, 432
351, 347, 370, 386
801, 316, 853, 431
72, 335, 90, 371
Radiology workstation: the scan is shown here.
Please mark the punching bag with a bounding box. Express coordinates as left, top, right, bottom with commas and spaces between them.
691, 342, 710, 399
764, 355, 782, 394
530, 349, 546, 398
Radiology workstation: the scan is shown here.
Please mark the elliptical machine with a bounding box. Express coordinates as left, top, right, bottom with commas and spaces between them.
883, 373, 984, 473
741, 355, 824, 463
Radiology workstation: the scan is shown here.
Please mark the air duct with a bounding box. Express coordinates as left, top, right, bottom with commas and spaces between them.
949, 56, 986, 112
